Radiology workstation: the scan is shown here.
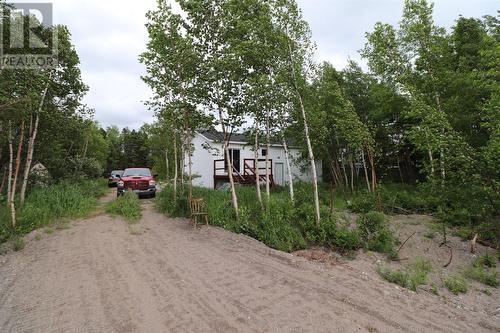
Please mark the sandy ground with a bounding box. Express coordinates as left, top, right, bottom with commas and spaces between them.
0, 191, 498, 333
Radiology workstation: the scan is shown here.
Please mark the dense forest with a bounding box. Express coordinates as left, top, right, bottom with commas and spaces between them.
1, 0, 499, 248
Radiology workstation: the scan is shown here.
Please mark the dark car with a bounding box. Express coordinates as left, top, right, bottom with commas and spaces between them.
108, 170, 124, 187
117, 168, 156, 198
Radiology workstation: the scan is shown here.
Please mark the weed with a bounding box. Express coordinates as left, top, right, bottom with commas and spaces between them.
44, 227, 54, 234
13, 237, 25, 251
444, 275, 468, 294
34, 234, 42, 241
474, 253, 496, 268
106, 192, 142, 223
464, 266, 499, 287
481, 289, 492, 296
423, 230, 436, 239
430, 283, 439, 295
377, 257, 432, 292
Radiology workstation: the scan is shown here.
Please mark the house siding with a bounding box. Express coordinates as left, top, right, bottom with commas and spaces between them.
187, 133, 322, 188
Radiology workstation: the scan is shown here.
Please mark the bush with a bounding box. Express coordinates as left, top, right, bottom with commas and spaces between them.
156, 185, 360, 254
356, 212, 396, 255
0, 179, 107, 242
444, 275, 468, 294
377, 257, 432, 292
462, 254, 499, 287
106, 192, 142, 223
474, 253, 497, 268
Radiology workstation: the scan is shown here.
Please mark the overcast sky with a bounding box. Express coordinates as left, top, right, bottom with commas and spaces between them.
41, 0, 498, 129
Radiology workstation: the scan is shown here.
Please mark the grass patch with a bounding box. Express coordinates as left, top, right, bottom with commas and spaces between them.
106, 192, 142, 223
444, 275, 468, 294
463, 254, 499, 287
474, 253, 496, 268
377, 257, 432, 292
13, 237, 25, 252
0, 179, 107, 243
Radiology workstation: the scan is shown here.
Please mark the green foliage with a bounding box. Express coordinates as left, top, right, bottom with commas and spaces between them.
462, 254, 499, 287
0, 180, 106, 242
464, 266, 499, 288
356, 212, 396, 255
444, 275, 468, 295
106, 192, 142, 223
474, 253, 497, 268
377, 257, 432, 292
13, 237, 25, 252
156, 185, 386, 254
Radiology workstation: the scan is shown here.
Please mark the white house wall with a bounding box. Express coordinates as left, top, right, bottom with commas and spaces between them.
187, 133, 322, 189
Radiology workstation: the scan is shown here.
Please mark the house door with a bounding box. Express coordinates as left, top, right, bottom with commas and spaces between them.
226, 149, 241, 173
274, 162, 284, 186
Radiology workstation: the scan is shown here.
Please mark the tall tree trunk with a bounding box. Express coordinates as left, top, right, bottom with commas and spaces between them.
349, 156, 354, 193
20, 77, 51, 205
183, 109, 193, 200
427, 147, 435, 177
397, 157, 404, 184
254, 121, 263, 208
165, 149, 170, 186
265, 109, 271, 199
219, 111, 239, 218
187, 136, 193, 201
7, 122, 13, 209
282, 137, 294, 203
286, 34, 320, 225
361, 149, 371, 192
7, 121, 16, 227
173, 133, 178, 199
439, 147, 446, 187
367, 149, 377, 192
11, 119, 25, 202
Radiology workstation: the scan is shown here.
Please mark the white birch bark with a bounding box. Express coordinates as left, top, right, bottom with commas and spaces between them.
20, 76, 51, 205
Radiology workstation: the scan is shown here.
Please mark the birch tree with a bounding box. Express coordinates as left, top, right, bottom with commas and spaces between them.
272, 0, 321, 224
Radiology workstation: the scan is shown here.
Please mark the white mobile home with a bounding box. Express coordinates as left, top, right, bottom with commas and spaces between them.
189, 130, 322, 189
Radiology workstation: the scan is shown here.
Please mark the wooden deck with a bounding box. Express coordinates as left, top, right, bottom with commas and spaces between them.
214, 159, 274, 188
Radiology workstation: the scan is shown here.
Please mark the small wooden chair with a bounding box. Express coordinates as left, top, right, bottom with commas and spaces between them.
189, 198, 208, 228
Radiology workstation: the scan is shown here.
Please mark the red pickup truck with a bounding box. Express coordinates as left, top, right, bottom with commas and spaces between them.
117, 168, 156, 198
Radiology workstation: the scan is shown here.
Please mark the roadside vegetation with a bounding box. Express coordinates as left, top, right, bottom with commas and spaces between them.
377, 257, 433, 292
106, 192, 142, 223
157, 184, 398, 254
0, 180, 107, 243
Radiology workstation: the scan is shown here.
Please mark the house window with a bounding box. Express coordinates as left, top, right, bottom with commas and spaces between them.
225, 149, 241, 173
261, 149, 267, 157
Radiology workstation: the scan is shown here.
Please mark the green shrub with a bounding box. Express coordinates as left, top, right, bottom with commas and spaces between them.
13, 237, 25, 252
377, 257, 432, 292
377, 266, 410, 288
357, 212, 396, 255
474, 253, 497, 268
106, 192, 142, 223
444, 275, 468, 294
464, 266, 498, 287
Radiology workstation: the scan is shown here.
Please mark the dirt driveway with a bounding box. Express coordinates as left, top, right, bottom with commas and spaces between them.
0, 192, 498, 333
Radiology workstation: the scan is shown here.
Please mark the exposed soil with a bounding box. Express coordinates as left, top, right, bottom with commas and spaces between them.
0, 192, 498, 332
